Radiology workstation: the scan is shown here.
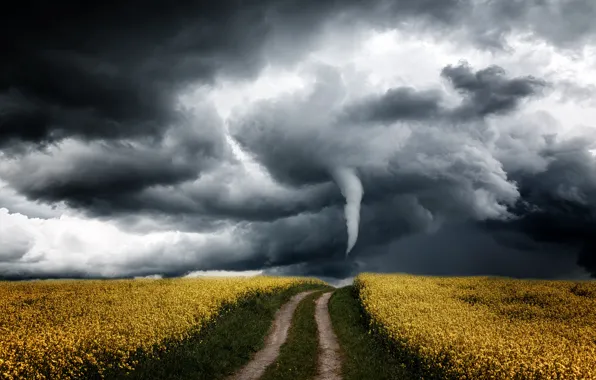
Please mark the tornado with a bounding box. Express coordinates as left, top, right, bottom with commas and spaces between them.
331, 167, 363, 255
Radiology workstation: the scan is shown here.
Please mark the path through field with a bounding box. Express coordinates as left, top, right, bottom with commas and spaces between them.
228, 291, 314, 380
314, 292, 342, 380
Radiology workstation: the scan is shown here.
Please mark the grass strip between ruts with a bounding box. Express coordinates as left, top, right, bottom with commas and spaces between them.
260, 290, 327, 380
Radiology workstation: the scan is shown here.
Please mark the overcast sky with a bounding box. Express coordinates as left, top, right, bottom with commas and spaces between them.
2, 0, 596, 280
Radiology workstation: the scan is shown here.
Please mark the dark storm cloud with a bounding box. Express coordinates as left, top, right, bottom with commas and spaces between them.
469, 134, 596, 277
0, 207, 348, 279
2, 0, 596, 280
312, 138, 596, 280
5, 144, 198, 208
230, 64, 346, 187
94, 177, 342, 236
170, 207, 352, 278
0, 0, 460, 147
1, 0, 489, 226
359, 223, 589, 279
4, 60, 544, 223
229, 60, 596, 279
0, 105, 229, 215
2, 0, 595, 147
481, 136, 596, 276
133, 181, 341, 225
485, 201, 596, 276
0, 0, 591, 207
0, 132, 342, 227
245, 208, 347, 266
341, 61, 546, 125
441, 62, 547, 119
226, 62, 522, 276
264, 259, 358, 280
342, 87, 444, 123
232, 61, 546, 190
1, 0, 347, 148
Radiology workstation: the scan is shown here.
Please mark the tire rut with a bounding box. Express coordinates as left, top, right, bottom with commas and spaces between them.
314, 292, 342, 380
227, 291, 314, 380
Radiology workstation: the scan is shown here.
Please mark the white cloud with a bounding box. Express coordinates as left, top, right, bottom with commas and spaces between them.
180, 66, 308, 121
184, 269, 263, 278
134, 274, 164, 280
0, 207, 244, 277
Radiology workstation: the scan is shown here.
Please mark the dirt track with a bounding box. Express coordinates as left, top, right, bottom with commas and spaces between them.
228, 291, 314, 380
314, 292, 342, 380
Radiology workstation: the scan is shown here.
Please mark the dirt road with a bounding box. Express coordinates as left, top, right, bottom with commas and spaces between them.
227, 290, 342, 380
314, 292, 342, 380
228, 291, 314, 380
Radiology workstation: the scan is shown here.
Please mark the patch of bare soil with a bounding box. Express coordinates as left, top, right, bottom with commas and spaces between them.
315, 292, 342, 380
228, 291, 314, 380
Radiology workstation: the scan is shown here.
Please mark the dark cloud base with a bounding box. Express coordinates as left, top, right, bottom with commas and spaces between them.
2, 0, 596, 280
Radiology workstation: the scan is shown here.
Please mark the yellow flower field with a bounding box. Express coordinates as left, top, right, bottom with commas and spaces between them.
356, 273, 596, 379
0, 276, 321, 379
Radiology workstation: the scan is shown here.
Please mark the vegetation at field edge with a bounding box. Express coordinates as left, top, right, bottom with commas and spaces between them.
0, 277, 324, 379
260, 290, 329, 380
328, 287, 416, 380
118, 283, 327, 380
356, 273, 596, 379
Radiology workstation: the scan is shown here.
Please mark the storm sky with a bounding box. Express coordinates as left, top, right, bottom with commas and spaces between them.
2, 0, 596, 280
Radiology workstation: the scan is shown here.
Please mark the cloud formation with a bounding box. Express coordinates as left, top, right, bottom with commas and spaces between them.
441, 62, 547, 118
1, 0, 596, 280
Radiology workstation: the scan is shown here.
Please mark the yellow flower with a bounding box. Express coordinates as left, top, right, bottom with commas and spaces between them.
356, 273, 596, 380
0, 276, 322, 379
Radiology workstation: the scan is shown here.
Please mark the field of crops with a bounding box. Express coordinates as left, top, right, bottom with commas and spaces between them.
356, 273, 596, 379
0, 276, 321, 379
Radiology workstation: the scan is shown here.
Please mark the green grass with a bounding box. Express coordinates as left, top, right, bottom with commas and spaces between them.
328, 286, 416, 380
108, 283, 327, 380
261, 290, 328, 380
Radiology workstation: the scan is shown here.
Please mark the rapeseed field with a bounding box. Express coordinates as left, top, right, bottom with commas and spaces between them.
356, 273, 596, 379
0, 276, 321, 379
